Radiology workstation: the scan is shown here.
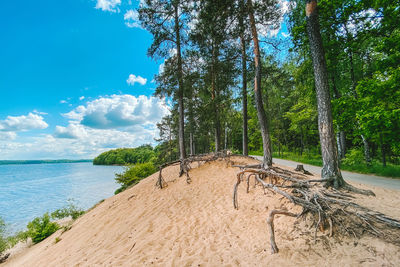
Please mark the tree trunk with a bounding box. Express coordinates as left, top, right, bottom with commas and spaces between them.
174, 4, 186, 160
305, 0, 344, 188
190, 132, 194, 156
239, 0, 248, 156
224, 122, 228, 150
361, 135, 371, 166
339, 131, 346, 158
336, 130, 346, 159
211, 45, 221, 152
380, 134, 386, 167
300, 128, 304, 156
247, 0, 272, 168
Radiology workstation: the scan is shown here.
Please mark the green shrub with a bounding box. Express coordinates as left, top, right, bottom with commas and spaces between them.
6, 231, 29, 248
0, 218, 7, 254
51, 200, 85, 220
114, 162, 157, 194
27, 213, 59, 244
341, 149, 365, 166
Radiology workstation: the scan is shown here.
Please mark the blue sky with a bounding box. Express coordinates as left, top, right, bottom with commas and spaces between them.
0, 0, 290, 160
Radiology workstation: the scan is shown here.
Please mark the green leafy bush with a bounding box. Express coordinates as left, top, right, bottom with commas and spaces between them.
6, 230, 29, 248
114, 162, 157, 194
341, 149, 365, 166
27, 213, 59, 244
51, 200, 85, 220
0, 218, 7, 254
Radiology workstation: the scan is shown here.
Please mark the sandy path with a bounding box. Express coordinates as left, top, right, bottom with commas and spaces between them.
254, 156, 400, 190
3, 156, 400, 266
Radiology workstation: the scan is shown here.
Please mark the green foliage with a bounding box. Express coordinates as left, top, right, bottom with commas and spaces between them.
0, 218, 7, 254
6, 231, 29, 248
341, 149, 365, 166
93, 145, 155, 165
26, 213, 59, 244
270, 150, 400, 178
114, 162, 157, 194
51, 201, 85, 220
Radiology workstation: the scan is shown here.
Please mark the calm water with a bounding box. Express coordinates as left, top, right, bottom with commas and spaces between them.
0, 162, 123, 233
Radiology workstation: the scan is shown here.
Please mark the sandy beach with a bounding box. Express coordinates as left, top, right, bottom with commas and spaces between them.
3, 156, 400, 266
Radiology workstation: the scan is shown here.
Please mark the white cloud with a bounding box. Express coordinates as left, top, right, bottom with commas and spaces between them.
337, 8, 382, 37
54, 124, 88, 139
124, 9, 141, 28
0, 95, 170, 160
0, 132, 16, 140
258, 0, 291, 38
95, 0, 121, 12
60, 100, 67, 104
281, 32, 290, 38
158, 62, 165, 75
63, 94, 169, 130
79, 96, 85, 101
127, 74, 147, 86
0, 113, 48, 132
33, 110, 48, 115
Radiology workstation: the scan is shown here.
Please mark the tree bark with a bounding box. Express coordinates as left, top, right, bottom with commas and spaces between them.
336, 130, 346, 159
305, 0, 344, 188
190, 132, 194, 156
174, 4, 186, 160
361, 135, 371, 166
247, 0, 272, 168
239, 0, 248, 156
211, 44, 222, 152
380, 134, 386, 167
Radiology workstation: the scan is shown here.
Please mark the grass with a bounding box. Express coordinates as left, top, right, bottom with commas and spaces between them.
250, 150, 400, 178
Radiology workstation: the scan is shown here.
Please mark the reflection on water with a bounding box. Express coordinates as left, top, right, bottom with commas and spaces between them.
0, 162, 123, 233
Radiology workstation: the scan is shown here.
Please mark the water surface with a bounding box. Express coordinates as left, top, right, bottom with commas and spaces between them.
0, 162, 123, 233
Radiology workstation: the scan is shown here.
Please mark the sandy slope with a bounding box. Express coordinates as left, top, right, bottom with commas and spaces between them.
3, 156, 400, 266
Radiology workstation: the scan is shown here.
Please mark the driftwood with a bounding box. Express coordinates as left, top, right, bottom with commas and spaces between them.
233, 163, 400, 254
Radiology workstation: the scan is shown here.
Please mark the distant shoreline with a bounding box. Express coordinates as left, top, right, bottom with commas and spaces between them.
0, 159, 93, 165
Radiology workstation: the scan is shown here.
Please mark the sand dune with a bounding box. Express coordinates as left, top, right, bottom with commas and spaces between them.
3, 156, 400, 266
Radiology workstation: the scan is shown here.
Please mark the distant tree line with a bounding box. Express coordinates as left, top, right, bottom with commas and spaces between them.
93, 145, 156, 165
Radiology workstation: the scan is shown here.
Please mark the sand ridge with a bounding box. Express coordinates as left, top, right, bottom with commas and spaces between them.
3, 156, 400, 266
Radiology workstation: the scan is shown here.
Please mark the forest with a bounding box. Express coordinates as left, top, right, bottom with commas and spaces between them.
132, 0, 399, 178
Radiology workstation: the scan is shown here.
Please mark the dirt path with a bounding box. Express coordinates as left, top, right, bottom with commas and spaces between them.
253, 156, 400, 191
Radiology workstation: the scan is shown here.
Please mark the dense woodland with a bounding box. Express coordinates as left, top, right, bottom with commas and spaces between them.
132, 0, 400, 177
99, 0, 399, 179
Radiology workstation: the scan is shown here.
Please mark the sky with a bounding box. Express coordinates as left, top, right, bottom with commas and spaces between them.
0, 0, 291, 160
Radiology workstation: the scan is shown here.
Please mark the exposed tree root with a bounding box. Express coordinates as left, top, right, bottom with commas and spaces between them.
267, 210, 299, 254
0, 253, 10, 264
232, 162, 400, 254
155, 153, 400, 255
156, 151, 254, 188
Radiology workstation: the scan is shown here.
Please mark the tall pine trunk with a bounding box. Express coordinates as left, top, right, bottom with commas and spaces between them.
305, 0, 344, 187
247, 0, 272, 167
174, 4, 186, 160
211, 45, 221, 152
239, 0, 248, 156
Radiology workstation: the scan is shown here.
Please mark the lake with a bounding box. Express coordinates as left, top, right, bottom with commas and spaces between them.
0, 162, 123, 233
